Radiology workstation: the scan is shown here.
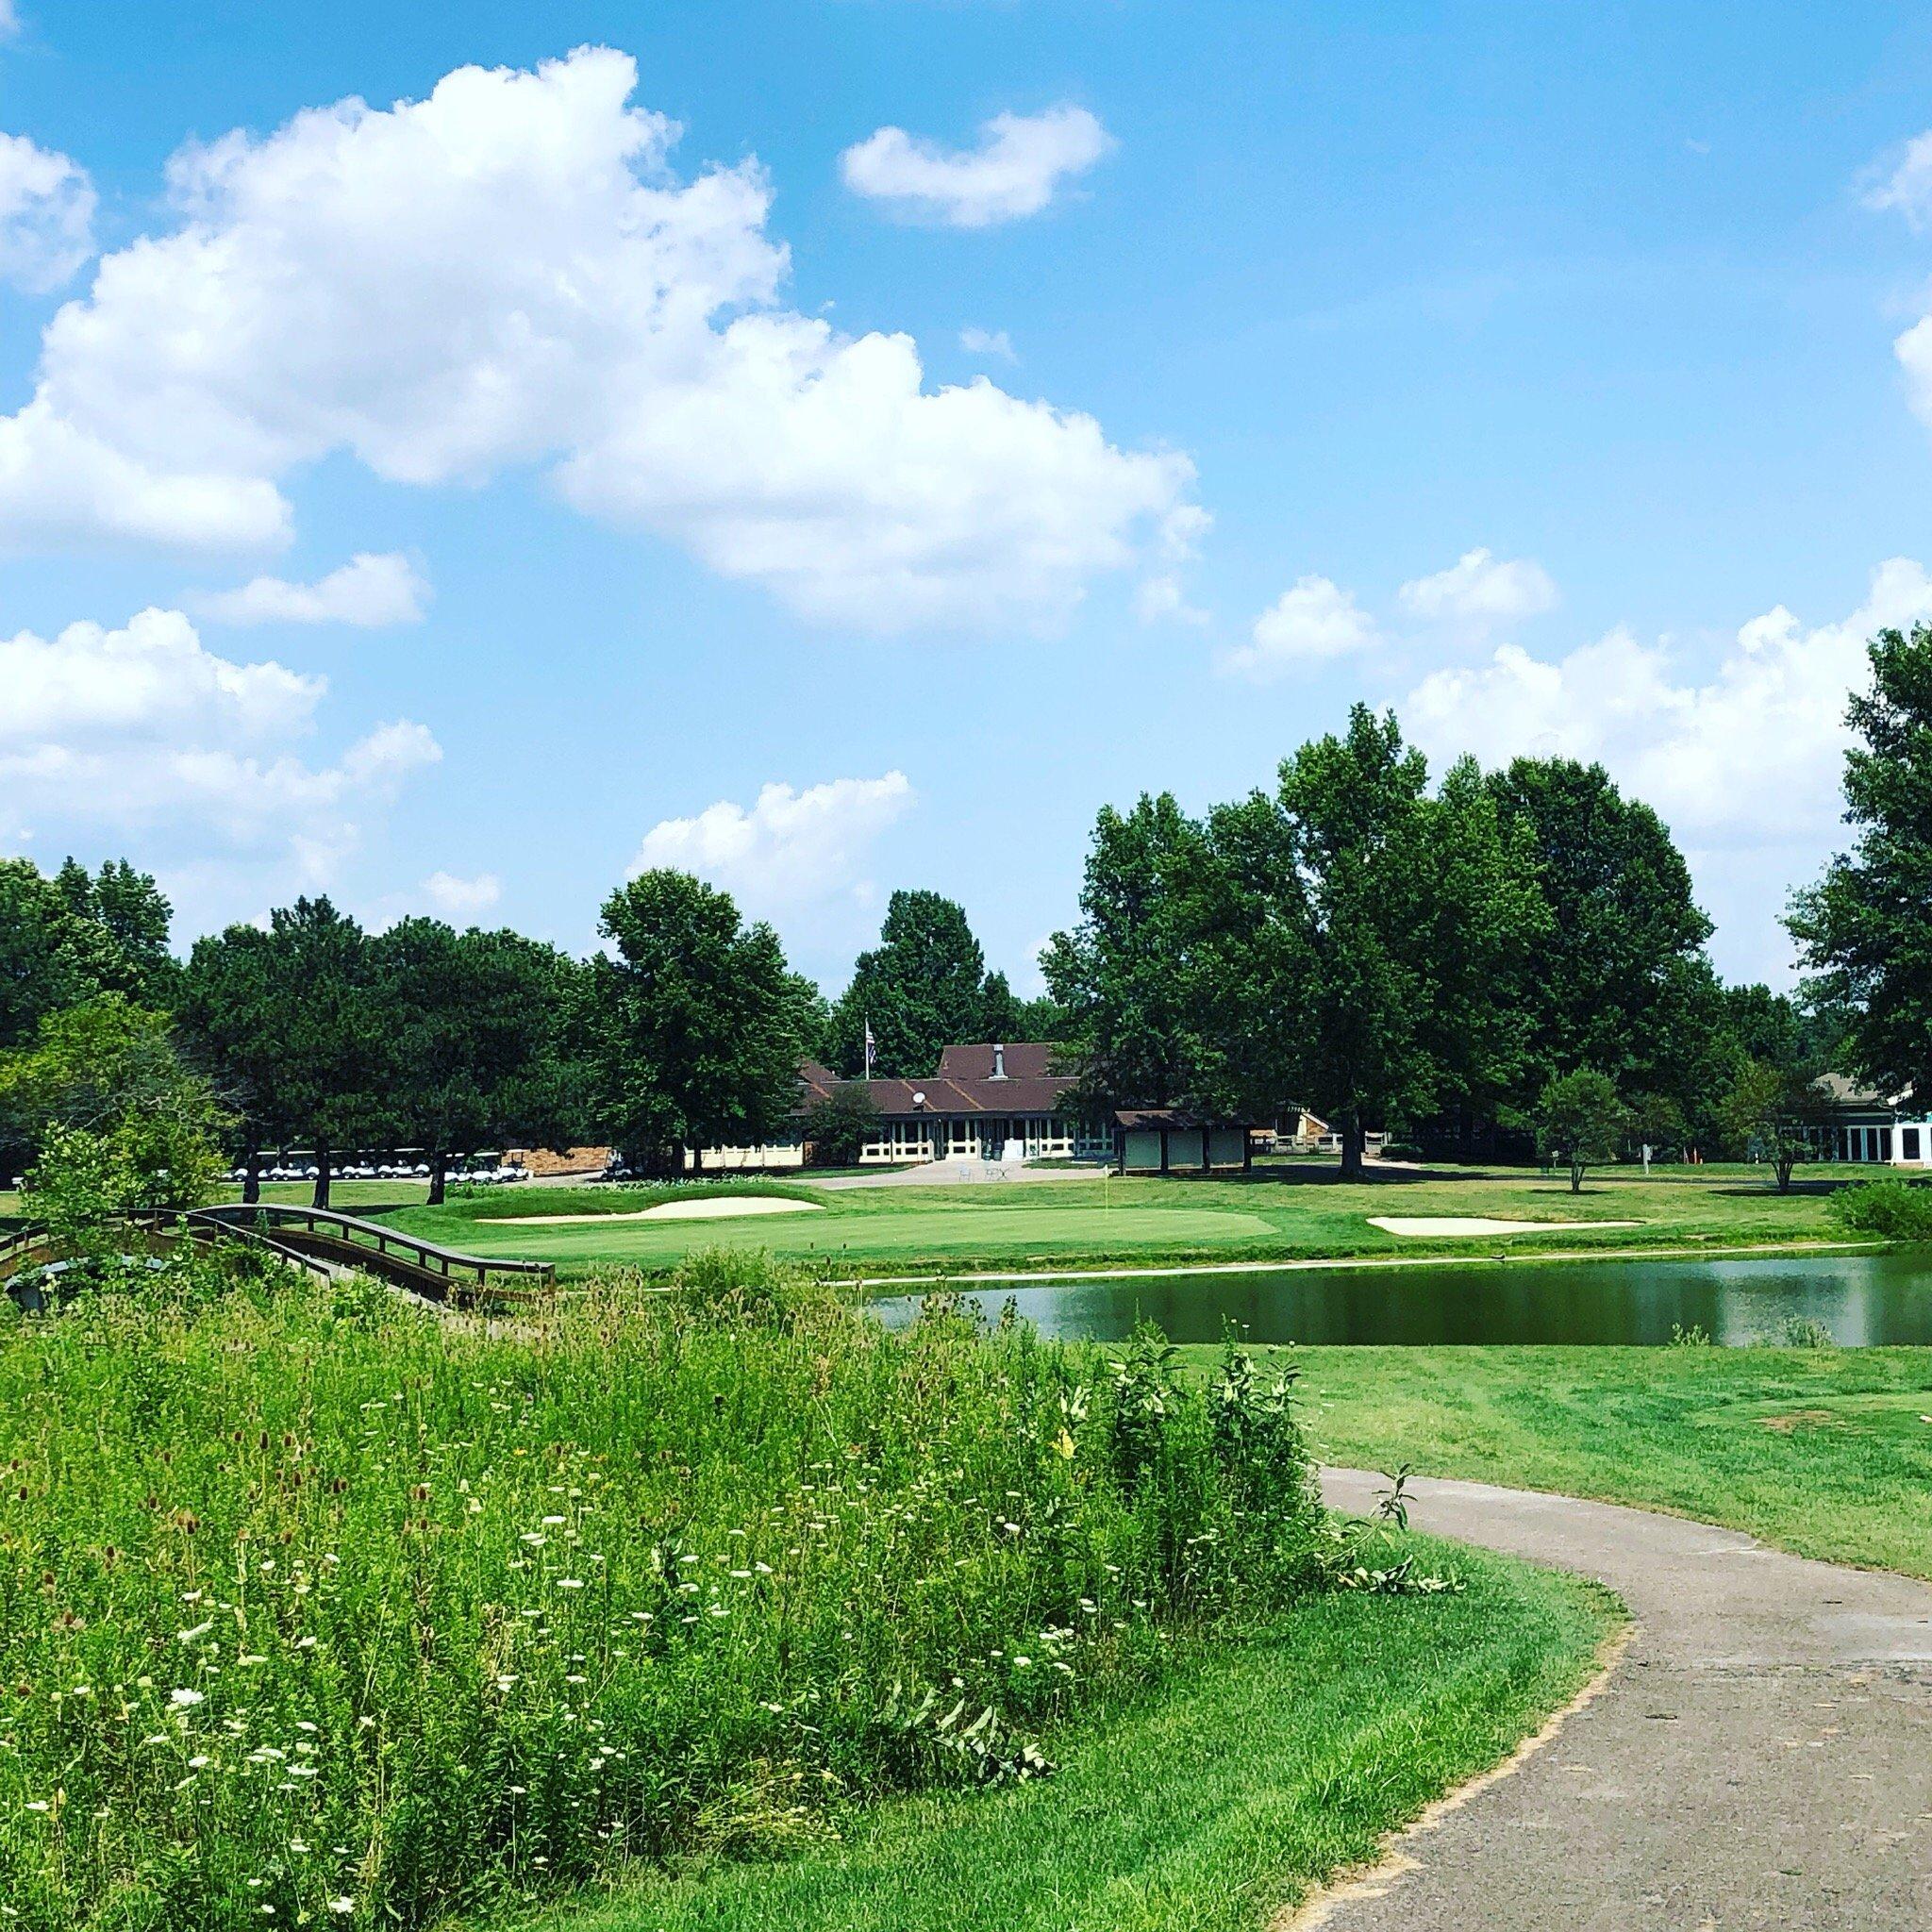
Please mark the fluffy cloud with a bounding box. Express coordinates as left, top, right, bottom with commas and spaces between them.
958, 325, 1015, 361
1221, 575, 1377, 678
0, 606, 440, 902
1869, 131, 1932, 434
421, 870, 502, 918
1399, 546, 1557, 628
0, 131, 95, 291
1867, 131, 1932, 229
841, 104, 1112, 227
629, 772, 915, 918
1403, 558, 1932, 976
0, 52, 1188, 628
195, 552, 429, 627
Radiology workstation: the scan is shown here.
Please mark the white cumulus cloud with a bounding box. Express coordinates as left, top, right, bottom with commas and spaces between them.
1403, 558, 1932, 979
0, 131, 94, 291
1221, 575, 1378, 679
195, 552, 429, 627
629, 772, 915, 918
1398, 546, 1557, 629
0, 606, 440, 915
841, 104, 1113, 227
0, 52, 1188, 630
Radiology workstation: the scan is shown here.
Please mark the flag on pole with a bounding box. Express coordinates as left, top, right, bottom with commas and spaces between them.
863, 1019, 875, 1079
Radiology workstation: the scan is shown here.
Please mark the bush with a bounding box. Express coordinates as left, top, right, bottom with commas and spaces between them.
1377, 1141, 1424, 1163
1827, 1175, 1932, 1241
0, 1254, 1324, 1929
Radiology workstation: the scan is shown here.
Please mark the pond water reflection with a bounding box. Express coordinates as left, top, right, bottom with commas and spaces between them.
870, 1250, 1932, 1346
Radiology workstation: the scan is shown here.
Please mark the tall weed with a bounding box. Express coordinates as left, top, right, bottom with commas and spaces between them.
0, 1251, 1322, 1929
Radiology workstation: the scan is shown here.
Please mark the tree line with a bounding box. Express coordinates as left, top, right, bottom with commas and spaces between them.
12, 616, 1932, 1211
1041, 708, 1839, 1180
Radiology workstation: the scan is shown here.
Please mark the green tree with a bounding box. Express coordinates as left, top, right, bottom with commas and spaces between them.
1042, 793, 1209, 1115
1719, 1058, 1830, 1191
828, 891, 996, 1076
1199, 711, 1541, 1179
53, 857, 180, 1008
1487, 758, 1724, 1118
578, 871, 812, 1172
801, 1084, 881, 1167
0, 858, 148, 1054
368, 920, 580, 1204
1536, 1069, 1628, 1191
0, 996, 229, 1213
178, 924, 286, 1202
1789, 620, 1932, 1108
183, 898, 383, 1208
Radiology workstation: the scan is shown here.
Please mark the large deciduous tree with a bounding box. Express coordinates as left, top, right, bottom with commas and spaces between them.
1042, 793, 1209, 1117
579, 870, 812, 1172
828, 890, 1006, 1077
0, 858, 179, 1181
1208, 711, 1541, 1178
0, 995, 230, 1214
1790, 620, 1932, 1109
0, 858, 161, 1056
1485, 758, 1723, 1117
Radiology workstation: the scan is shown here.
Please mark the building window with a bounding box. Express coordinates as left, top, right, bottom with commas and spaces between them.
1904, 1127, 1922, 1162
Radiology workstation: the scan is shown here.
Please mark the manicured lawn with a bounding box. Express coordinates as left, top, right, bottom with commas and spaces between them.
1240, 1344, 1932, 1579
484, 1544, 1616, 1932
0, 1176, 428, 1217
381, 1166, 1852, 1279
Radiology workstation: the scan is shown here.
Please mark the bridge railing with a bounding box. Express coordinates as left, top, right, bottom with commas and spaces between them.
197, 1203, 556, 1302
0, 1220, 49, 1282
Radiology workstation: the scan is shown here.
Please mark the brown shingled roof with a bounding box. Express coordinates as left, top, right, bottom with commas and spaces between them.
794, 1042, 1082, 1119
935, 1041, 1062, 1082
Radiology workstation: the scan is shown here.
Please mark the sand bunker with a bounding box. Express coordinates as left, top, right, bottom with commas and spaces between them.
1368, 1215, 1642, 1238
485, 1196, 824, 1226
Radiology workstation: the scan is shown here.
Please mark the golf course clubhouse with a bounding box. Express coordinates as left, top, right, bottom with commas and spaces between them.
788, 1044, 1253, 1172
800, 1041, 1116, 1165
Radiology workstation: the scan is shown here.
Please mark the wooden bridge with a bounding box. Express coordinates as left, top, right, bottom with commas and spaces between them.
0, 1204, 553, 1310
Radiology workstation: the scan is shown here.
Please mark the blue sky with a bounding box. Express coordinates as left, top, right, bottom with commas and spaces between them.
8, 2, 1932, 991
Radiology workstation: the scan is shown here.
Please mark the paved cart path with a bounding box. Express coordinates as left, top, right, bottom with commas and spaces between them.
1301, 1468, 1932, 1930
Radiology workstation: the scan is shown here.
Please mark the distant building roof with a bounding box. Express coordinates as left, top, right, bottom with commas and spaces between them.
936, 1041, 1060, 1082
1114, 1107, 1257, 1130
1819, 1072, 1890, 1109
801, 1041, 1076, 1118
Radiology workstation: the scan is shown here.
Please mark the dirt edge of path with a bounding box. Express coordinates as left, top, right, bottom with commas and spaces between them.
1271, 1618, 1637, 1931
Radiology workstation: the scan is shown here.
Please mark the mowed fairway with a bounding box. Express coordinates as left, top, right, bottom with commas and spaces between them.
381, 1165, 1853, 1279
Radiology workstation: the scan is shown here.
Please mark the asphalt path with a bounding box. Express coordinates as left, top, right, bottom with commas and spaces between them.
1297, 1468, 1932, 1930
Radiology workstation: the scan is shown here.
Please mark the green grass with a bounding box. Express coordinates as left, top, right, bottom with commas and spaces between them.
493, 1547, 1615, 1932
0, 1250, 1352, 1930
380, 1166, 1856, 1280
1, 1177, 429, 1218
1235, 1344, 1932, 1578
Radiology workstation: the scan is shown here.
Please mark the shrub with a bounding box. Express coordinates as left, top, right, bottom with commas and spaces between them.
1826, 1175, 1932, 1241
0, 1252, 1324, 1929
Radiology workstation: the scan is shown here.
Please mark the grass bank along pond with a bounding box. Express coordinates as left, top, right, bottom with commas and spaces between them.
0, 1245, 1614, 1932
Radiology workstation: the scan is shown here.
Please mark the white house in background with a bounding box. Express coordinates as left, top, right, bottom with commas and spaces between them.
1808, 1074, 1932, 1167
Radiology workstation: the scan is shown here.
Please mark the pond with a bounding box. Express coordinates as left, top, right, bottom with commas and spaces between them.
869, 1249, 1932, 1347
